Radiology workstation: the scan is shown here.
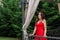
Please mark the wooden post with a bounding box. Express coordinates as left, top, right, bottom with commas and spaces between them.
21, 0, 25, 40
21, 0, 29, 40
24, 0, 29, 22
21, 0, 25, 24
23, 0, 29, 40
21, 0, 28, 24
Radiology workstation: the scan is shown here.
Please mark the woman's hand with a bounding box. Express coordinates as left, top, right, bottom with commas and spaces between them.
29, 34, 34, 36
44, 34, 47, 37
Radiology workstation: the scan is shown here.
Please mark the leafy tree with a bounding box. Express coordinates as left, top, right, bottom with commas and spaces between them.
0, 0, 22, 37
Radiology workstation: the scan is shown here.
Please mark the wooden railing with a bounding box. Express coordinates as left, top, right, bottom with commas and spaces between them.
27, 35, 60, 40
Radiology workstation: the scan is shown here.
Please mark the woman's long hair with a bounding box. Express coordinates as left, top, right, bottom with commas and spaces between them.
35, 11, 46, 23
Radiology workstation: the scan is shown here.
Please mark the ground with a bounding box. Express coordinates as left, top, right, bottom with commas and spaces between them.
0, 37, 20, 40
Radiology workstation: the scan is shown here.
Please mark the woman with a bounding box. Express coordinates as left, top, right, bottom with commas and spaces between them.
30, 12, 47, 40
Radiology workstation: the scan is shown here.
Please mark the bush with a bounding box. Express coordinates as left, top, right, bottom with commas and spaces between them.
0, 0, 22, 37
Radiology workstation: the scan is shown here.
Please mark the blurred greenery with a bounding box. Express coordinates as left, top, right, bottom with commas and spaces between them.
0, 37, 18, 40
0, 0, 22, 38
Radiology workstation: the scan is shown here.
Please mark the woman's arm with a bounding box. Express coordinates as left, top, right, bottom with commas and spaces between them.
29, 26, 36, 36
43, 19, 47, 36
32, 26, 36, 35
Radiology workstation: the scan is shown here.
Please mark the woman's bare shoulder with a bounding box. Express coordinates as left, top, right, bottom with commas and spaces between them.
42, 19, 46, 23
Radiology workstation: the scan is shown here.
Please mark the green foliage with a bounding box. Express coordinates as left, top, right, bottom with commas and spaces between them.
55, 0, 60, 3
0, 0, 22, 37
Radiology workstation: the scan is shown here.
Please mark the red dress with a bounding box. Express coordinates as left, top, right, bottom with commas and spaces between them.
35, 20, 47, 40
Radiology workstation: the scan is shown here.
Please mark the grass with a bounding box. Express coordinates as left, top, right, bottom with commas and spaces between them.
0, 37, 19, 40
